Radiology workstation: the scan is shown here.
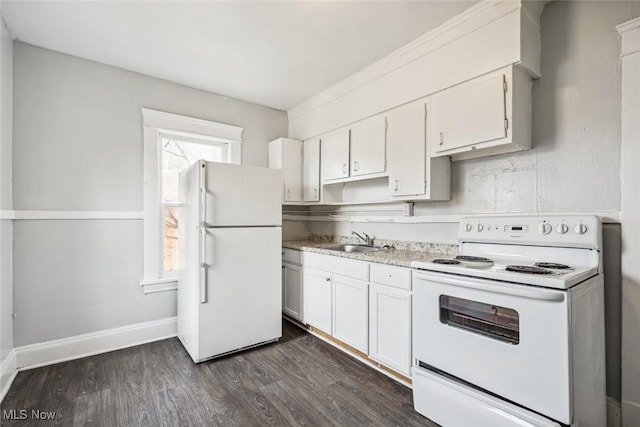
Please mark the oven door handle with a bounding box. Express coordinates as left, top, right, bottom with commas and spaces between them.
413, 271, 565, 302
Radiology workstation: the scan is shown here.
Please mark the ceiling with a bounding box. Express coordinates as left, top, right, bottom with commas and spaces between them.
2, 1, 475, 111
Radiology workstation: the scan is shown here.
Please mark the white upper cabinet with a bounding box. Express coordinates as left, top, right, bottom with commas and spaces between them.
303, 138, 321, 202
386, 99, 427, 197
429, 66, 532, 161
431, 74, 506, 152
386, 99, 451, 200
321, 128, 350, 181
350, 114, 387, 177
268, 138, 302, 202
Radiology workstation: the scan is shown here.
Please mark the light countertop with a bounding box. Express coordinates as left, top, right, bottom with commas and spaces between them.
282, 239, 453, 268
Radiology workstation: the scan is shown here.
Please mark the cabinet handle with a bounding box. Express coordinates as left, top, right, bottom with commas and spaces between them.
325, 277, 331, 282
354, 161, 359, 172
394, 179, 399, 192
439, 132, 444, 146
342, 163, 347, 174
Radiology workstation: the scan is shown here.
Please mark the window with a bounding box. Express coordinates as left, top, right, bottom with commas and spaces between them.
160, 132, 229, 274
140, 109, 243, 293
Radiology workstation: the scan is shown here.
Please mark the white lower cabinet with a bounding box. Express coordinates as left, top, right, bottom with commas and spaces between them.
282, 248, 303, 321
369, 263, 412, 376
303, 266, 369, 354
298, 251, 412, 378
283, 263, 303, 321
369, 283, 412, 376
333, 275, 369, 353
303, 267, 333, 332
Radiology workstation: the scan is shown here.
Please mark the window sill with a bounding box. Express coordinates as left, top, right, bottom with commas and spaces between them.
139, 277, 178, 294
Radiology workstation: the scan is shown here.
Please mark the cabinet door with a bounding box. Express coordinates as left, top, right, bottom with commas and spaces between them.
430, 74, 507, 154
333, 275, 368, 353
321, 128, 350, 181
283, 263, 303, 321
350, 114, 386, 177
387, 100, 426, 197
303, 138, 321, 202
282, 140, 302, 202
303, 267, 332, 332
369, 284, 412, 376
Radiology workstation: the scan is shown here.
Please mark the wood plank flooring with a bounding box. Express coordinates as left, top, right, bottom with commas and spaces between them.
1, 320, 437, 426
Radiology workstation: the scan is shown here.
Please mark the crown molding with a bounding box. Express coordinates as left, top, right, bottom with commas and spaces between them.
618, 17, 640, 57
288, 0, 535, 122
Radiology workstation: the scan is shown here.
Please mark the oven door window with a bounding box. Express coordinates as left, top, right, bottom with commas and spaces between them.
439, 295, 520, 345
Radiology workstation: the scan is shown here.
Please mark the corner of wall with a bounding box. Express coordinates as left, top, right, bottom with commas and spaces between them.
0, 11, 15, 389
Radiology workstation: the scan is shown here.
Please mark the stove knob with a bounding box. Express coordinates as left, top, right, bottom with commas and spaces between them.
476, 224, 484, 232
465, 223, 472, 232
538, 222, 552, 235
574, 224, 588, 234
556, 224, 569, 234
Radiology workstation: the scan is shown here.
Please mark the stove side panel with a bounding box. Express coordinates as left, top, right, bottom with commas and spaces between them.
570, 274, 606, 426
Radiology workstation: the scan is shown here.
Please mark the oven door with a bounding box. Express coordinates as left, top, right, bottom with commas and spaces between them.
413, 270, 571, 424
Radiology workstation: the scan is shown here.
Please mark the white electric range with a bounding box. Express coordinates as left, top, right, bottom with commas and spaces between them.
411, 215, 605, 427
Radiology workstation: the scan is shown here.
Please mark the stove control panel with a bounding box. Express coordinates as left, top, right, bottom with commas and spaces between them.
458, 215, 601, 249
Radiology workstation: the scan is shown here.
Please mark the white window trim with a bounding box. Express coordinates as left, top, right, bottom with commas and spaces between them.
140, 108, 243, 293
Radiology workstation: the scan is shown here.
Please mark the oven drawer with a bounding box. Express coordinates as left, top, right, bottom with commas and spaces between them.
412, 367, 560, 427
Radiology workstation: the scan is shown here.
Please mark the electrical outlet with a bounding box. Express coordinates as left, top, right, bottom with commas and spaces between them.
402, 202, 414, 216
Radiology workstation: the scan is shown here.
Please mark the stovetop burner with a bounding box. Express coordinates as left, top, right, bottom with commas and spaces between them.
506, 265, 554, 275
534, 262, 571, 270
433, 259, 461, 265
455, 255, 493, 263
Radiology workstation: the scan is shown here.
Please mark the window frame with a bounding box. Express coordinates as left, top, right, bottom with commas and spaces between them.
140, 108, 243, 293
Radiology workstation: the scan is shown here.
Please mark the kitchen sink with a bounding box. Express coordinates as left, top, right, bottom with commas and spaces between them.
323, 244, 381, 253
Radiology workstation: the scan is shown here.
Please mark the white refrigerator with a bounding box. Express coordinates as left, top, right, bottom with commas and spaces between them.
178, 160, 282, 363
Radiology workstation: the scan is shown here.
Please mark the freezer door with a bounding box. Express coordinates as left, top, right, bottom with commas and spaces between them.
202, 162, 282, 227
195, 226, 282, 361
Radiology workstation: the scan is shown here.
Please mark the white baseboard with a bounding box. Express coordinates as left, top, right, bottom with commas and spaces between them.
608, 396, 622, 427
15, 317, 177, 371
0, 350, 18, 403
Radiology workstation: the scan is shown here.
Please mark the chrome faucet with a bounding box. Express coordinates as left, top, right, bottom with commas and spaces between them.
352, 231, 374, 246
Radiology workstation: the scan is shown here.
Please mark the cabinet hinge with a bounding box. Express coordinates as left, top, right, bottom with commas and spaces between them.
385, 116, 388, 131
504, 118, 509, 131
503, 79, 508, 93
424, 103, 428, 118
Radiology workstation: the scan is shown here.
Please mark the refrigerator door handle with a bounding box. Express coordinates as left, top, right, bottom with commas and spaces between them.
199, 228, 207, 304
199, 161, 207, 228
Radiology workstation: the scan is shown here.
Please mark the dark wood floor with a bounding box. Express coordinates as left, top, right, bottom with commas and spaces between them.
1, 320, 437, 426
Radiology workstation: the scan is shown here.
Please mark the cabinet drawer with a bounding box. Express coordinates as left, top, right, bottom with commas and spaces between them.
282, 248, 302, 265
370, 264, 411, 290
303, 252, 369, 281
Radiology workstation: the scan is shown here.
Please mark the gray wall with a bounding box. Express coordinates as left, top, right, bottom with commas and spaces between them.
11, 43, 287, 346
1, 18, 13, 364
303, 1, 640, 403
